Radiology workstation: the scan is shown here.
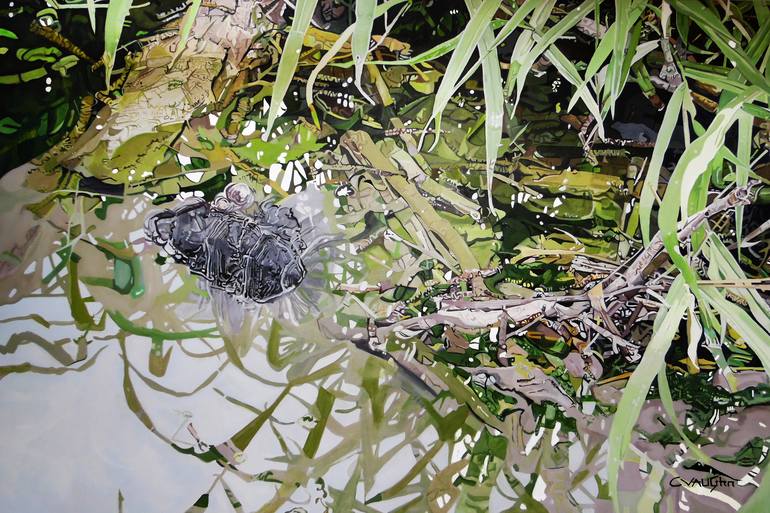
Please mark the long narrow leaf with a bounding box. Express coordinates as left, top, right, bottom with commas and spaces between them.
567, 22, 617, 111
265, 0, 319, 137
308, 0, 406, 116
352, 0, 376, 98
172, 0, 203, 65
736, 111, 752, 251
607, 0, 631, 111
103, 0, 132, 88
512, 0, 597, 110
658, 88, 761, 313
546, 46, 606, 139
86, 0, 97, 32
670, 0, 770, 96
608, 276, 689, 513
706, 235, 770, 327
451, 0, 542, 100
302, 387, 335, 458
421, 0, 502, 149
307, 24, 355, 124
504, 30, 535, 97
657, 365, 712, 464
702, 287, 770, 373
740, 465, 770, 513
755, 0, 770, 26
569, 1, 649, 112
682, 66, 750, 95
502, 0, 555, 97
466, 0, 504, 215
639, 82, 686, 245
339, 18, 508, 68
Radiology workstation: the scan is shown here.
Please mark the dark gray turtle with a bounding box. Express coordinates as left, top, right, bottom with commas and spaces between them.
145, 184, 307, 303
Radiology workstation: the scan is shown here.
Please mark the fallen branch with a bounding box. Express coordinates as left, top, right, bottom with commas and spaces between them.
361, 185, 758, 348
604, 183, 758, 294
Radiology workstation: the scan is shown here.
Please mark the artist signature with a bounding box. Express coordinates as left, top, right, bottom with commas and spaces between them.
670, 476, 737, 491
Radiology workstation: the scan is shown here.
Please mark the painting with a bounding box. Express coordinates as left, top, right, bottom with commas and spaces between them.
1, 1, 770, 512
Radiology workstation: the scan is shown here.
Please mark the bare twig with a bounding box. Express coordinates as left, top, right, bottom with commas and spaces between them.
603, 183, 757, 294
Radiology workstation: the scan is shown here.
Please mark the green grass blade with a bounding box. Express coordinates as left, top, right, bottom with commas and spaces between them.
502, 1, 554, 97
422, 0, 502, 148
448, 0, 542, 98
740, 464, 770, 513
639, 82, 686, 245
504, 31, 534, 98
307, 24, 355, 120
616, 20, 643, 99
546, 46, 605, 139
706, 235, 770, 327
230, 387, 292, 451
339, 17, 507, 68
742, 103, 770, 120
746, 18, 770, 63
657, 365, 712, 464
755, 0, 770, 26
531, 0, 557, 29
352, 0, 376, 100
670, 0, 770, 96
567, 21, 617, 111
265, 0, 319, 137
703, 287, 770, 373
608, 276, 689, 513
602, 1, 646, 116
466, 0, 504, 215
314, 0, 406, 111
302, 387, 335, 458
103, 0, 132, 88
366, 441, 444, 503
366, 34, 461, 66
490, 0, 548, 51
172, 0, 202, 66
736, 111, 752, 252
86, 0, 97, 32
605, 0, 632, 115
686, 296, 703, 370
658, 88, 761, 318
221, 479, 245, 513
512, 0, 597, 110
682, 64, 750, 95
687, 164, 714, 251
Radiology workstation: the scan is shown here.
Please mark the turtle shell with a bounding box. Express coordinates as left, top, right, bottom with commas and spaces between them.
145, 198, 307, 303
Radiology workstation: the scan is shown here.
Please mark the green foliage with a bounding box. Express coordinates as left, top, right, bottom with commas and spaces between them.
265, 0, 319, 136
5, 0, 770, 510
172, 0, 203, 66
608, 276, 689, 511
103, 0, 132, 88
